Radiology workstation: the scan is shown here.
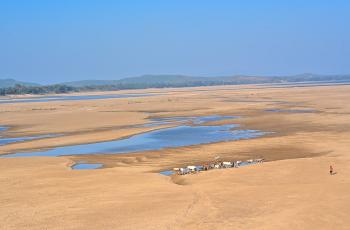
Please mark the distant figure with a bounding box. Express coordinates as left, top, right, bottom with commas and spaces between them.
330, 165, 333, 175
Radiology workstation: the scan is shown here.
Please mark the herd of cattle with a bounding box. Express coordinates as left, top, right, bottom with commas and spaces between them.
172, 158, 264, 175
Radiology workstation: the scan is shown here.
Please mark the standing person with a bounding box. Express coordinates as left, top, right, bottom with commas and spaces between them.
329, 165, 333, 175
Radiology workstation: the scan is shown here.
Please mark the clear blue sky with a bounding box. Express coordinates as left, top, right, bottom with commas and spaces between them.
1, 0, 349, 84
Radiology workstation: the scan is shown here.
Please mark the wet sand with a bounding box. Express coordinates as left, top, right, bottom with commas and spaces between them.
0, 84, 350, 229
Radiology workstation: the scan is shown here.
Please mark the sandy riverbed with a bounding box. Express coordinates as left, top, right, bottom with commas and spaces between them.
0, 84, 350, 229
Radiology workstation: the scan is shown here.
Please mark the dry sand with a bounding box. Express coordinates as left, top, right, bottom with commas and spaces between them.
0, 84, 349, 229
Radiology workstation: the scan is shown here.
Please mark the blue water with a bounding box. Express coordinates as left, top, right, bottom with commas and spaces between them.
0, 93, 155, 104
0, 126, 59, 146
0, 134, 59, 146
0, 115, 237, 149
194, 115, 237, 124
1, 115, 267, 158
141, 115, 238, 127
71, 163, 103, 170
159, 170, 175, 176
2, 125, 266, 158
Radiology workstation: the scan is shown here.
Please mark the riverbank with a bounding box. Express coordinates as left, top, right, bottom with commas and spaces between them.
1, 153, 349, 229
0, 84, 350, 229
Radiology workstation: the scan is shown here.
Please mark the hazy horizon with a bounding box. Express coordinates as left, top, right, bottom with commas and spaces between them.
3, 72, 350, 85
1, 1, 350, 84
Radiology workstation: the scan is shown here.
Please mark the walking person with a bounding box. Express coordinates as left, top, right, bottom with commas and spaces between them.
329, 165, 333, 175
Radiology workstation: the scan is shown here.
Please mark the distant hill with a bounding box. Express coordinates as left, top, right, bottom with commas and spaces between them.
62, 74, 279, 89
270, 73, 350, 83
62, 75, 207, 87
62, 74, 277, 87
63, 74, 350, 87
0, 79, 39, 88
1, 74, 350, 96
62, 80, 121, 87
117, 75, 205, 84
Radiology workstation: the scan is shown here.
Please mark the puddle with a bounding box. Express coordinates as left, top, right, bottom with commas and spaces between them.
71, 163, 103, 170
159, 170, 175, 176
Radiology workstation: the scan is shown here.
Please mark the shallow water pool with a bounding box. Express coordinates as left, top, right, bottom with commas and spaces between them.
71, 163, 103, 170
2, 115, 268, 158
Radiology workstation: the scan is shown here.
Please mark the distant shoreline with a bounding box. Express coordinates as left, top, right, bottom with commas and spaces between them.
1, 76, 350, 96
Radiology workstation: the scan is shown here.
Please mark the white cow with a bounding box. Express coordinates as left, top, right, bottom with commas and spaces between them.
179, 168, 190, 175
187, 166, 197, 172
223, 162, 233, 168
255, 158, 264, 163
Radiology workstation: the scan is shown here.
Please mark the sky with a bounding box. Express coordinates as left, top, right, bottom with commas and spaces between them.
1, 0, 349, 84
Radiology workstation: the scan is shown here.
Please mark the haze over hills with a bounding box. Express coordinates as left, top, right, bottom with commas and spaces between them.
62, 73, 350, 87
0, 79, 39, 88
1, 74, 350, 95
